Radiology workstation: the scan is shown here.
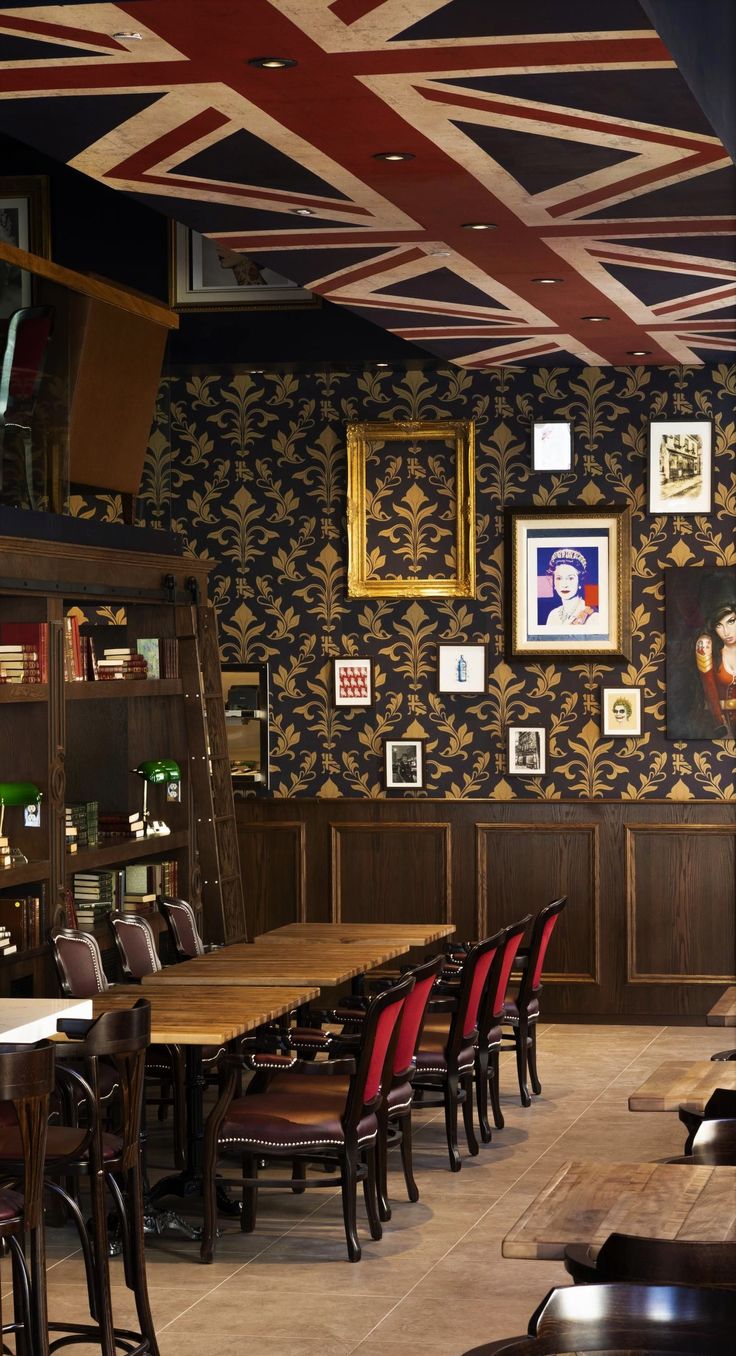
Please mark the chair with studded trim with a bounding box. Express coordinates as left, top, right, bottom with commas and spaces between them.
501, 897, 567, 1107
157, 896, 209, 960
475, 916, 531, 1139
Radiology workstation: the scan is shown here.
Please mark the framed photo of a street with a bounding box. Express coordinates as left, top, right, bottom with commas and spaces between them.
666, 566, 736, 740
508, 726, 546, 776
601, 686, 642, 737
333, 657, 374, 707
648, 419, 712, 514
532, 420, 573, 472
437, 643, 486, 694
508, 508, 631, 658
170, 222, 317, 311
384, 738, 425, 791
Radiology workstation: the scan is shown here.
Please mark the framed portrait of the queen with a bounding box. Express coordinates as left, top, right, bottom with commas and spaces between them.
508, 509, 631, 658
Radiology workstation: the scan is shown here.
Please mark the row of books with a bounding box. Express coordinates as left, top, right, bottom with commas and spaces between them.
66, 858, 180, 931
0, 893, 43, 954
98, 811, 146, 842
66, 801, 99, 850
0, 623, 179, 684
0, 834, 11, 871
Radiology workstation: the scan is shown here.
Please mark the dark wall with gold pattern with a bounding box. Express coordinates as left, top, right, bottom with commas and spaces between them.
91, 361, 736, 801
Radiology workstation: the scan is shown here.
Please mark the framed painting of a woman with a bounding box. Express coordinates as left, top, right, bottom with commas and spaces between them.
666, 568, 736, 739
508, 509, 631, 658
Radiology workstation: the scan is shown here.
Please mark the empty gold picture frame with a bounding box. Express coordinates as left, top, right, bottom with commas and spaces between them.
346, 419, 475, 598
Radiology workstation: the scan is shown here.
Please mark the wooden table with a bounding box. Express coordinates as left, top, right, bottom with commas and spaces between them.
91, 984, 318, 1044
503, 1159, 736, 1260
256, 922, 456, 947
0, 996, 92, 1042
141, 940, 409, 989
628, 1060, 736, 1114
708, 986, 736, 1027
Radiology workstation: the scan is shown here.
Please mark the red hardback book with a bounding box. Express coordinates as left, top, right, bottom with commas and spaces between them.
0, 623, 48, 680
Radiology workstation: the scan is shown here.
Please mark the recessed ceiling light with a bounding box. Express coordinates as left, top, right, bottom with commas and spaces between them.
373, 151, 415, 162
461, 222, 497, 231
112, 31, 143, 39
582, 315, 610, 322
627, 349, 651, 356
376, 362, 389, 368
291, 208, 314, 216
248, 56, 297, 69
532, 277, 563, 284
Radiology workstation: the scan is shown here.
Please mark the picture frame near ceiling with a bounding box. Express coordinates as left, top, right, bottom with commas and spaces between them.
647, 418, 713, 515
666, 566, 736, 740
601, 686, 642, 738
332, 656, 374, 707
169, 222, 318, 311
0, 176, 51, 319
507, 507, 631, 659
531, 419, 573, 472
437, 642, 486, 695
508, 726, 546, 776
384, 738, 425, 792
346, 419, 476, 598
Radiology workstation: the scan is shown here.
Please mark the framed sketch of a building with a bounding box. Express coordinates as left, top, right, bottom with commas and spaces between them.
648, 419, 712, 514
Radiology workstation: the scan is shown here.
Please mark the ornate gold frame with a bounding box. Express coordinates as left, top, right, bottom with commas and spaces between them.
346, 419, 475, 598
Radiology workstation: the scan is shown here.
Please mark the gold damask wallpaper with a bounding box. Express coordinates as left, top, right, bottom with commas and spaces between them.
76, 362, 736, 800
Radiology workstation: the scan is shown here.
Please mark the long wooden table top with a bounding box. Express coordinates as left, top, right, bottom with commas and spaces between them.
141, 940, 408, 989
708, 986, 736, 1027
628, 1059, 736, 1113
0, 997, 93, 1042
502, 1159, 736, 1260
90, 984, 318, 1045
256, 923, 455, 946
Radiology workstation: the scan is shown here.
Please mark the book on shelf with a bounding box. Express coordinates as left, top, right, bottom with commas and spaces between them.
66, 801, 99, 848
125, 859, 179, 899
64, 615, 84, 682
136, 638, 160, 680
0, 892, 43, 951
98, 813, 145, 840
0, 624, 48, 681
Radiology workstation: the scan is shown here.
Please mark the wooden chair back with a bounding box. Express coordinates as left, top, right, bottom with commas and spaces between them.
575, 1231, 736, 1288
392, 954, 444, 1079
517, 898, 566, 1007
158, 896, 205, 959
342, 974, 414, 1133
110, 915, 162, 980
50, 927, 110, 997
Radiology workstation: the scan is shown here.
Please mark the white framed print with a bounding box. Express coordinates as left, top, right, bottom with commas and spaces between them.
532, 420, 573, 472
333, 657, 374, 707
601, 686, 642, 737
508, 726, 546, 776
437, 643, 486, 694
384, 738, 425, 790
647, 419, 712, 514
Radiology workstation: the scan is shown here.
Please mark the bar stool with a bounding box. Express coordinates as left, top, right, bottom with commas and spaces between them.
0, 1039, 55, 1355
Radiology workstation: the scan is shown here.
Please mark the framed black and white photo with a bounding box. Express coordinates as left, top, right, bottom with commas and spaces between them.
333, 657, 374, 707
601, 686, 642, 737
170, 222, 317, 311
437, 642, 486, 694
647, 419, 712, 514
384, 738, 425, 790
532, 420, 573, 472
508, 727, 546, 776
0, 176, 50, 318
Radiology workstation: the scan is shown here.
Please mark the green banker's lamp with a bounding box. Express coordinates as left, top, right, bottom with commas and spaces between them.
0, 782, 42, 866
133, 760, 181, 837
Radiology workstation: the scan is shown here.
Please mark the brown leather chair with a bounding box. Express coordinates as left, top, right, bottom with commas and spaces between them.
200, 973, 414, 1263
501, 897, 567, 1106
157, 896, 207, 959
679, 1085, 736, 1153
0, 1040, 55, 1355
564, 1230, 736, 1288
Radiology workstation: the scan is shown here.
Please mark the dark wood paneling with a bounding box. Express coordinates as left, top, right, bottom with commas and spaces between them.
626, 826, 736, 984
237, 822, 305, 938
476, 824, 599, 983
330, 822, 451, 924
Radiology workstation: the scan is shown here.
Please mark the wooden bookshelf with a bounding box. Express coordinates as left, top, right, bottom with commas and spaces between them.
69, 829, 189, 873
66, 679, 184, 700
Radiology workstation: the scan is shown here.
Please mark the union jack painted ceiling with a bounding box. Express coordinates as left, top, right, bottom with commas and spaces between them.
0, 0, 734, 367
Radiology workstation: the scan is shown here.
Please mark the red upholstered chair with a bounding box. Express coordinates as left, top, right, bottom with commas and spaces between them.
501, 896, 567, 1107
157, 896, 207, 959
0, 305, 54, 508
412, 932, 503, 1171
200, 973, 414, 1263
474, 916, 531, 1139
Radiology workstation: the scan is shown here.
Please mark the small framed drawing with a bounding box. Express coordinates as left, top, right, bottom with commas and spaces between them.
333, 657, 374, 707
508, 726, 546, 776
601, 686, 642, 737
647, 419, 712, 514
170, 222, 318, 311
384, 738, 425, 790
532, 420, 573, 472
437, 642, 486, 694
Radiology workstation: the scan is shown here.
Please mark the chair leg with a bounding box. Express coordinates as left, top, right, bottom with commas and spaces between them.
200, 1062, 238, 1264
88, 1156, 117, 1356
291, 1158, 307, 1193
515, 1020, 531, 1107
10, 1236, 32, 1356
398, 1108, 419, 1203
21, 428, 36, 510
173, 1058, 187, 1171
109, 1166, 160, 1356
443, 1074, 462, 1172
362, 1144, 382, 1241
475, 1048, 492, 1143
376, 1103, 391, 1222
528, 1022, 542, 1096
340, 1150, 361, 1262
242, 1153, 259, 1233
461, 1073, 479, 1156
488, 1047, 504, 1129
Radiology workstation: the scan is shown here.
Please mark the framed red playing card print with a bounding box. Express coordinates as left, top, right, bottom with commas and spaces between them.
333, 657, 374, 707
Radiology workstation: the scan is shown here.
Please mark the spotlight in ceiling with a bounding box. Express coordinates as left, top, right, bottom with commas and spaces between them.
532, 277, 563, 284
373, 151, 415, 161
292, 208, 315, 216
627, 349, 651, 356
582, 315, 610, 322
461, 222, 497, 231
376, 362, 389, 368
248, 56, 297, 69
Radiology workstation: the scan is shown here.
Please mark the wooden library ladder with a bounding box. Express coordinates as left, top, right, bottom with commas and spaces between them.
177, 603, 247, 945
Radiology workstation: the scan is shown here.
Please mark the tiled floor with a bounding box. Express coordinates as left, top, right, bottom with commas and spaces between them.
38, 1021, 729, 1354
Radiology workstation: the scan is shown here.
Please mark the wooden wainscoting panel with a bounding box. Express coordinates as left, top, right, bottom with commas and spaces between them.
236, 821, 306, 939
626, 825, 736, 984
330, 822, 452, 924
476, 823, 599, 982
